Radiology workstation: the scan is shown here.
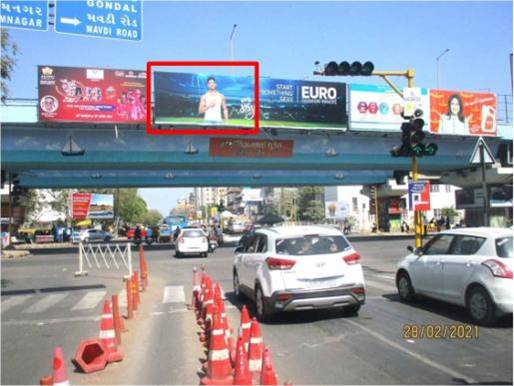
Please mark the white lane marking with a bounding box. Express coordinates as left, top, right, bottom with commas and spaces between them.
72, 291, 106, 310
118, 289, 127, 307
162, 286, 185, 304
375, 274, 395, 280
345, 319, 477, 384
1, 295, 33, 313
23, 294, 68, 313
365, 279, 395, 292
3, 315, 100, 326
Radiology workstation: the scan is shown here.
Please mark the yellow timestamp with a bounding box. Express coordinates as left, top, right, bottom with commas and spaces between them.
403, 324, 479, 340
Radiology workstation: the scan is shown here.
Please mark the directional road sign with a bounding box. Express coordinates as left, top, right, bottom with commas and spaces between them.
470, 136, 495, 165
0, 1, 48, 31
55, 0, 142, 41
408, 180, 431, 211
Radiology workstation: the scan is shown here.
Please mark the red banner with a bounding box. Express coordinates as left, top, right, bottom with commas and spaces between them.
38, 66, 146, 123
71, 193, 91, 220
429, 90, 497, 136
209, 138, 294, 158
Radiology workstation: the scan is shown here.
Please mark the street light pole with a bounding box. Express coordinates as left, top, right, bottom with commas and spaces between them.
229, 24, 237, 74
436, 48, 450, 89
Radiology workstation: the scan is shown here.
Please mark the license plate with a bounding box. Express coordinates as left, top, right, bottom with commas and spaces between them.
302, 278, 340, 289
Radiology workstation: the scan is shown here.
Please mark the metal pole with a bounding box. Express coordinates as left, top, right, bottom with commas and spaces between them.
480, 143, 489, 226
374, 185, 380, 231
127, 242, 133, 277
505, 94, 509, 123
229, 24, 237, 74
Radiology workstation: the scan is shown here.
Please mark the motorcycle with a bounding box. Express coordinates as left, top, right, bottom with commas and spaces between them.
208, 238, 218, 253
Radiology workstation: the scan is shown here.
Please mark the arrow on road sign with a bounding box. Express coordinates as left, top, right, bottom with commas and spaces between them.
470, 137, 495, 165
60, 17, 81, 26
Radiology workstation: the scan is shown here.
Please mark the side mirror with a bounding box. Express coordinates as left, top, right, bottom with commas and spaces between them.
407, 246, 414, 253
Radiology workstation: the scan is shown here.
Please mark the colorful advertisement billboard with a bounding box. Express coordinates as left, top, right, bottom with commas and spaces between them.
325, 201, 350, 220
429, 89, 497, 136
154, 72, 347, 129
408, 180, 431, 211
71, 193, 114, 220
38, 66, 146, 123
349, 84, 430, 131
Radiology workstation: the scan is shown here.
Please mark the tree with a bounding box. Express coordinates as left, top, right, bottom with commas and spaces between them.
1, 30, 19, 101
117, 188, 147, 224
297, 187, 325, 223
140, 209, 162, 226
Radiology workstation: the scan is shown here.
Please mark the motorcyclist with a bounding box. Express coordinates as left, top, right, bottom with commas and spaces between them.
134, 225, 142, 244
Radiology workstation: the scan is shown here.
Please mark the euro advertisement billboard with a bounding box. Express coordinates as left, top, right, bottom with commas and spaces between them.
154, 72, 347, 129
71, 193, 114, 220
38, 65, 146, 123
429, 89, 497, 136
349, 84, 430, 131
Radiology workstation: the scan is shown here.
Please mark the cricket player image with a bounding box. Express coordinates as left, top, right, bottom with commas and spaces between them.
198, 76, 228, 124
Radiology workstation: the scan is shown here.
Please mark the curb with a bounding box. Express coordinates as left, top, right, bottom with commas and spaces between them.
1, 250, 30, 259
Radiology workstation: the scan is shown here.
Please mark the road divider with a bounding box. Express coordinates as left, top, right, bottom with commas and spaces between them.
75, 242, 133, 277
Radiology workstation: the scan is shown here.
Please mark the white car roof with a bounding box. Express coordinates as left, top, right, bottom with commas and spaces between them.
258, 225, 342, 238
441, 227, 512, 238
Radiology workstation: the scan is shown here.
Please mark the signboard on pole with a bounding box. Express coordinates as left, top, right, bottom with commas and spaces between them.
71, 193, 114, 220
470, 137, 495, 165
55, 0, 142, 41
0, 1, 48, 31
38, 65, 146, 123
408, 180, 431, 211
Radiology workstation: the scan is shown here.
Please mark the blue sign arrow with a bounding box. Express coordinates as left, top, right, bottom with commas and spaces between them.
0, 1, 48, 31
55, 0, 142, 41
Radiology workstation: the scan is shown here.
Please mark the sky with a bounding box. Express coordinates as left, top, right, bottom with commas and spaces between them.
5, 1, 513, 215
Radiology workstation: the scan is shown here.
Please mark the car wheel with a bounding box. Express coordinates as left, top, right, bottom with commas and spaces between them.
233, 270, 242, 300
255, 285, 273, 323
201, 252, 208, 258
175, 251, 182, 258
341, 304, 361, 316
396, 271, 416, 302
467, 285, 497, 326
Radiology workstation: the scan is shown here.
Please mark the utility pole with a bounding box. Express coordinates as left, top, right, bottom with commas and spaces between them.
479, 142, 490, 226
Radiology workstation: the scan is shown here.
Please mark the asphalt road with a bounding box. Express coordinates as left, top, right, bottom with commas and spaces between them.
1, 240, 512, 385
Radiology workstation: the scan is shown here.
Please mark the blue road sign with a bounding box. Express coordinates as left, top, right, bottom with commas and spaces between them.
55, 0, 142, 41
0, 1, 48, 31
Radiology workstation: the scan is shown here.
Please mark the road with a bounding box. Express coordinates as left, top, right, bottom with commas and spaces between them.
1, 240, 512, 385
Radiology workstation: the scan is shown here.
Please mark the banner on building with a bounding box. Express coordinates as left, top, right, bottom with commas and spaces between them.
408, 180, 431, 211
429, 89, 497, 136
349, 84, 430, 131
154, 72, 347, 129
38, 66, 146, 123
456, 186, 512, 209
71, 193, 114, 220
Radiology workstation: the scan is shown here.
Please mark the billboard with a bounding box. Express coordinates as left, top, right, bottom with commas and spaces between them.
349, 84, 430, 131
429, 90, 497, 136
38, 66, 146, 123
154, 72, 347, 129
209, 138, 294, 158
71, 193, 114, 220
325, 201, 350, 220
408, 180, 431, 211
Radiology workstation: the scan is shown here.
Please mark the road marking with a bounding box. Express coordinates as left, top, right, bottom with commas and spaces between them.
162, 286, 185, 304
375, 274, 395, 280
345, 319, 477, 384
1, 295, 33, 313
365, 279, 395, 292
23, 294, 67, 313
72, 291, 107, 310
2, 315, 100, 326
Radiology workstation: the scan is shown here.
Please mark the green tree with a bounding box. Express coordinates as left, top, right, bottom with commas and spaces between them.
442, 207, 458, 222
117, 188, 147, 224
297, 187, 325, 222
140, 209, 163, 226
1, 30, 19, 101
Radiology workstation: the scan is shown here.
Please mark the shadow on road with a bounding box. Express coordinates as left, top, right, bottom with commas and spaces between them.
382, 293, 513, 328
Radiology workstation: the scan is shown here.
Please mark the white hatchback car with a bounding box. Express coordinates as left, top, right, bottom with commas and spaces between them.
396, 227, 513, 325
175, 228, 209, 258
232, 225, 366, 321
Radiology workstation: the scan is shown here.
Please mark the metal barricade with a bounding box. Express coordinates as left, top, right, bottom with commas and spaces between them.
75, 242, 132, 278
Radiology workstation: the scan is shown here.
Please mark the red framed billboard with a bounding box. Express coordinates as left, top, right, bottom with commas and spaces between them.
146, 61, 260, 135
38, 65, 147, 123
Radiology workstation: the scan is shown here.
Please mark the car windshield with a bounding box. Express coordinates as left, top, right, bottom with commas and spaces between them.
275, 235, 350, 256
495, 236, 513, 258
183, 230, 204, 238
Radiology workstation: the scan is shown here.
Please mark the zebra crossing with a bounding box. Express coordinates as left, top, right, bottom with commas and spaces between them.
0, 285, 192, 320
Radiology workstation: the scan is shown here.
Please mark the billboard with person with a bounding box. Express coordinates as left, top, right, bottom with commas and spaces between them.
38, 66, 146, 123
429, 89, 497, 136
154, 72, 347, 129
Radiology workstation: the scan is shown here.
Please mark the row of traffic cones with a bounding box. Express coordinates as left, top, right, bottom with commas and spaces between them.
191, 266, 291, 386
40, 245, 150, 383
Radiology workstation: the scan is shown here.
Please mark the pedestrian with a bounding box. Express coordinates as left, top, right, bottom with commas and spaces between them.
445, 216, 451, 230
423, 216, 429, 234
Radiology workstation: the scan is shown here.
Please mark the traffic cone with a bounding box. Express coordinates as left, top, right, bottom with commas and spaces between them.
260, 347, 278, 386
134, 272, 141, 306
200, 284, 214, 327
39, 375, 52, 385
200, 312, 233, 385
99, 300, 123, 363
112, 294, 122, 344
248, 318, 263, 382
52, 346, 70, 386
233, 336, 251, 386
201, 301, 217, 347
143, 255, 149, 288
188, 267, 200, 310
132, 272, 139, 311
239, 305, 252, 352
125, 276, 133, 319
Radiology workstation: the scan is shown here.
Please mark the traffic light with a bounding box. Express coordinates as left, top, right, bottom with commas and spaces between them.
322, 61, 374, 76
391, 109, 437, 157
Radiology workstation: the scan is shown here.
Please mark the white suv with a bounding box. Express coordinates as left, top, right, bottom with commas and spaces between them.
396, 227, 513, 326
232, 225, 366, 321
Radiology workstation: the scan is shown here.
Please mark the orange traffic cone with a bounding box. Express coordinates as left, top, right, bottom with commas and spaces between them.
188, 267, 200, 310
239, 305, 252, 352
99, 300, 123, 363
260, 347, 278, 386
52, 346, 70, 386
248, 318, 264, 382
200, 284, 214, 327
200, 312, 233, 385
233, 335, 252, 386
39, 375, 53, 385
